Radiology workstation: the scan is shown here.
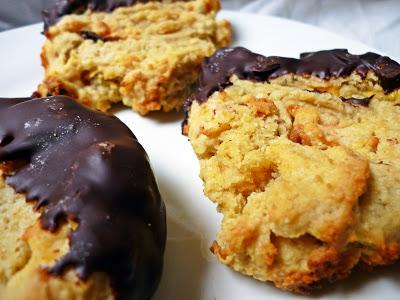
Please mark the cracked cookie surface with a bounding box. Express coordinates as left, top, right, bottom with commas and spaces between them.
185, 47, 400, 293
37, 0, 231, 114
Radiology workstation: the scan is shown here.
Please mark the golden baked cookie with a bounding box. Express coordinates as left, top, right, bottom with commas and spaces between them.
184, 47, 400, 293
37, 0, 231, 114
0, 96, 166, 300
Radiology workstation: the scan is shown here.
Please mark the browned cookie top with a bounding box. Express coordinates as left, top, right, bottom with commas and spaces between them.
0, 96, 166, 300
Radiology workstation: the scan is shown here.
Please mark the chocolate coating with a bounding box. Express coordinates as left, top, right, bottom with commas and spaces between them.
0, 96, 166, 300
184, 47, 400, 113
340, 95, 373, 107
80, 30, 107, 42
43, 0, 152, 30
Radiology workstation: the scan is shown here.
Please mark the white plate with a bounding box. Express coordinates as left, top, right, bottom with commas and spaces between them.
0, 10, 399, 300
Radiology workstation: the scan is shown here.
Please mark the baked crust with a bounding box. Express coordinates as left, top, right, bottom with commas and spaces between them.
185, 48, 400, 293
0, 174, 114, 300
37, 0, 231, 114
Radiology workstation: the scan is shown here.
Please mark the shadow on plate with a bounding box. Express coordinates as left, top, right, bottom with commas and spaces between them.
312, 262, 400, 297
108, 103, 126, 114
109, 103, 185, 123
153, 175, 209, 300
145, 109, 185, 124
153, 218, 209, 300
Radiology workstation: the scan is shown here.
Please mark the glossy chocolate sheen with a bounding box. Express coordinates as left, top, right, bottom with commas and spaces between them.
184, 47, 400, 112
340, 95, 374, 107
43, 0, 152, 30
0, 96, 166, 300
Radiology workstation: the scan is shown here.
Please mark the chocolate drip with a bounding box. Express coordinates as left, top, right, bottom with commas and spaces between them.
43, 0, 153, 30
80, 30, 107, 42
0, 96, 166, 300
340, 95, 374, 107
184, 47, 400, 112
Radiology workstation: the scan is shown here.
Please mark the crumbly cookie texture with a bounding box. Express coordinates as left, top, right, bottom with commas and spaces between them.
185, 48, 400, 293
0, 172, 113, 300
37, 0, 231, 114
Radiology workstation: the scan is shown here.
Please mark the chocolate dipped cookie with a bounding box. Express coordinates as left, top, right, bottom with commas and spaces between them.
0, 96, 166, 300
184, 47, 400, 293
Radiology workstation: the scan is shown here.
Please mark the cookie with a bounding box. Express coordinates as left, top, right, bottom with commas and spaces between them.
0, 96, 166, 300
184, 47, 400, 293
37, 0, 231, 114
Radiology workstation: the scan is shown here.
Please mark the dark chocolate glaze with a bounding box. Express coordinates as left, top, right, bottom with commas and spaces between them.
184, 47, 400, 117
42, 0, 152, 30
0, 96, 166, 300
80, 30, 107, 42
